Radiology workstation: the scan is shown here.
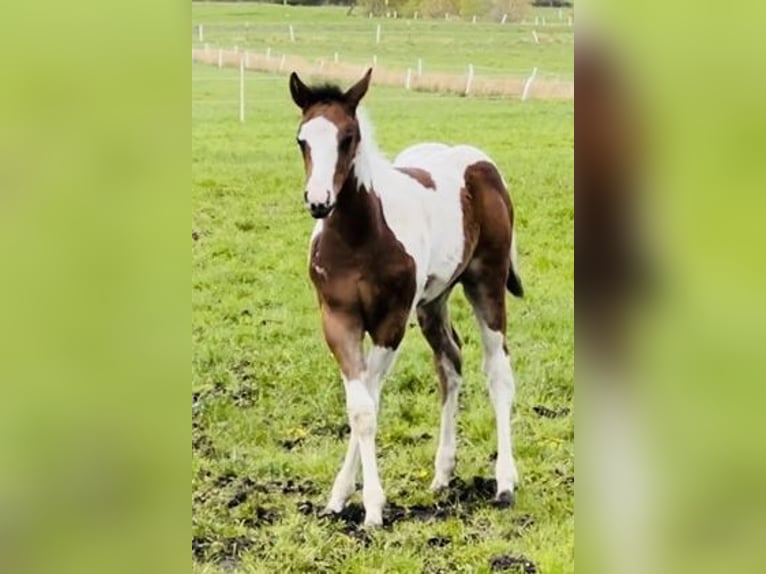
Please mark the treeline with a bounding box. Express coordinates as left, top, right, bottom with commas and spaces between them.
348, 0, 532, 20
195, 0, 557, 21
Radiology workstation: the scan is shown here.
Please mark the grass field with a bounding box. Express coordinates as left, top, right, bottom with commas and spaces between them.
191, 3, 574, 77
192, 5, 573, 573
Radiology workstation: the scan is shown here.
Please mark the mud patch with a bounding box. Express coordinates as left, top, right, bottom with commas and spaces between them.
242, 506, 280, 527
279, 437, 305, 451
399, 432, 433, 445
311, 475, 511, 535
533, 405, 570, 419
427, 536, 451, 547
313, 421, 351, 439
192, 535, 254, 566
489, 554, 537, 573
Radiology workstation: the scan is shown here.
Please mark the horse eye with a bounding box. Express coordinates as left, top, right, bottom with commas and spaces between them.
296, 138, 305, 149
339, 134, 353, 151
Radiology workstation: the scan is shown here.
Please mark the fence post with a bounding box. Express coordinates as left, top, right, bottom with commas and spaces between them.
239, 57, 245, 123
266, 47, 271, 60
376, 24, 381, 44
198, 24, 204, 42
372, 54, 377, 66
532, 30, 539, 44
521, 67, 538, 101
405, 68, 412, 90
417, 58, 422, 76
289, 25, 295, 42
279, 54, 286, 71
464, 64, 474, 96
472, 15, 477, 24
218, 48, 223, 68
334, 52, 339, 63
501, 14, 507, 24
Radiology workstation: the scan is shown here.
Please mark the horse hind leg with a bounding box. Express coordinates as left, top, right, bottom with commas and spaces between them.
416, 294, 462, 490
462, 275, 519, 504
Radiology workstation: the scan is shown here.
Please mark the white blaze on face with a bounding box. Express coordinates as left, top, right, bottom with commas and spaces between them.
298, 117, 339, 207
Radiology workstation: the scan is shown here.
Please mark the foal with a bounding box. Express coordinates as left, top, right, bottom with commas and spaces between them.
290, 69, 524, 526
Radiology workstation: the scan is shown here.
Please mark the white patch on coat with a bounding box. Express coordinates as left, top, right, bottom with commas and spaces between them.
351, 109, 503, 309
299, 117, 339, 206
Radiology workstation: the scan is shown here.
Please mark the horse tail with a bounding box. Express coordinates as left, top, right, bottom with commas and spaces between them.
507, 228, 524, 298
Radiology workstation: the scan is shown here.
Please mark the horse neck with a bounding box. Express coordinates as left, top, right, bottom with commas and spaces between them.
328, 172, 381, 246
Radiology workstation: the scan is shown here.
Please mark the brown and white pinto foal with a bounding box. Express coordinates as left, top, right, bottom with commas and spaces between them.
290, 69, 524, 526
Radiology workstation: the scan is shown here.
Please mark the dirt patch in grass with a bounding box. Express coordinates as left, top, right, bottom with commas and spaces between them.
532, 405, 570, 418
489, 554, 538, 573
290, 475, 522, 543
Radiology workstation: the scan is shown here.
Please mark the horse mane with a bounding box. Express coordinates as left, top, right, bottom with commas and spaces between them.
305, 83, 346, 106
354, 107, 390, 192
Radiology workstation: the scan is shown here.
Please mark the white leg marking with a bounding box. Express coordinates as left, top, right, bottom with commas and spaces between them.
345, 376, 385, 526
326, 347, 398, 518
325, 430, 359, 513
478, 321, 518, 496
432, 355, 461, 490
365, 345, 398, 409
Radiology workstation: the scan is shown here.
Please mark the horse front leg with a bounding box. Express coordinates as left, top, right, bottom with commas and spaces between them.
319, 306, 367, 515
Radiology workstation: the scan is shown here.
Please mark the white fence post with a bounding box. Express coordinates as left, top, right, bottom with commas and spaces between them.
266, 47, 271, 60
239, 57, 245, 123
279, 54, 286, 71
373, 54, 377, 66
405, 68, 412, 90
472, 15, 477, 24
568, 16, 573, 27
521, 67, 538, 101
198, 24, 204, 42
218, 48, 223, 68
501, 14, 507, 24
414, 11, 418, 20
464, 64, 474, 95
334, 51, 339, 63
417, 58, 422, 76
289, 25, 295, 42
376, 24, 381, 44
532, 30, 539, 44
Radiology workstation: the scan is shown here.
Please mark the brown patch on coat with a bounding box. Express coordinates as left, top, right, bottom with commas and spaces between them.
310, 173, 416, 367
395, 166, 436, 190
417, 294, 462, 402
456, 161, 515, 340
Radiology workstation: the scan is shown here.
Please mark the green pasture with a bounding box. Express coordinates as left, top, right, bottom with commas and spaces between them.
191, 3, 574, 76
192, 5, 573, 572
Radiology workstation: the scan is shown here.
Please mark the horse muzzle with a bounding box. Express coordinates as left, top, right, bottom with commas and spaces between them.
305, 190, 335, 219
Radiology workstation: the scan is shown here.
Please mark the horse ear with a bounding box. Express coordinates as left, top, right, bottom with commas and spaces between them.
344, 68, 373, 111
289, 71, 312, 110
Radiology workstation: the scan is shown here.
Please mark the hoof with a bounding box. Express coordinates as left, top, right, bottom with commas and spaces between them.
363, 514, 383, 528
494, 490, 515, 509
318, 505, 342, 518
